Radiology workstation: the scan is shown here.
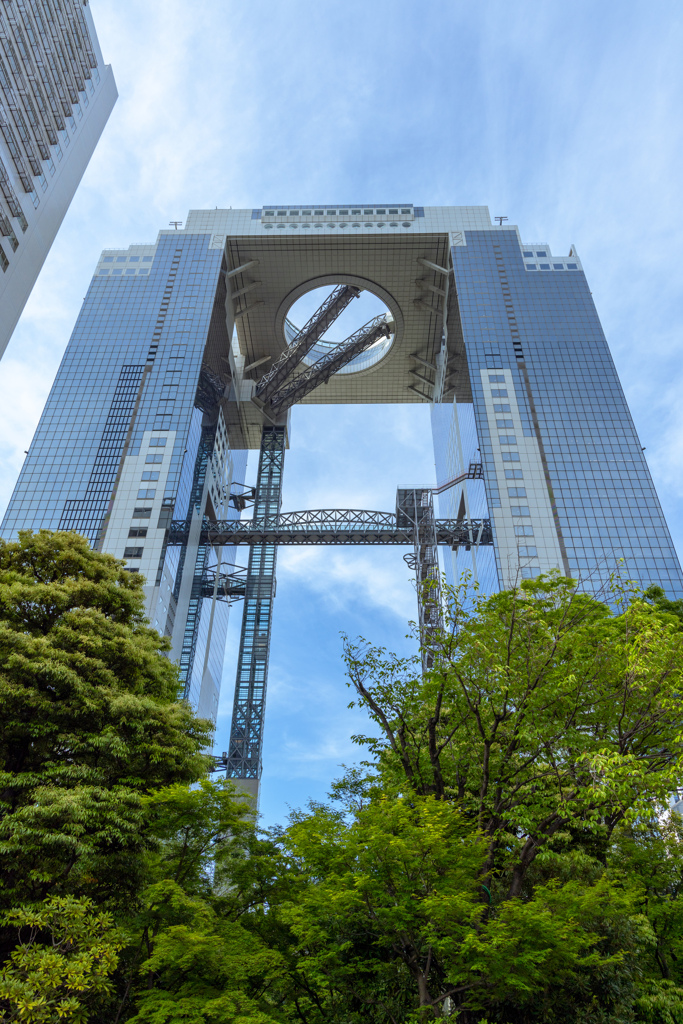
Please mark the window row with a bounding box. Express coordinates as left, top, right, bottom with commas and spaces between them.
263, 221, 413, 230
263, 207, 412, 217
526, 263, 579, 271
102, 256, 154, 263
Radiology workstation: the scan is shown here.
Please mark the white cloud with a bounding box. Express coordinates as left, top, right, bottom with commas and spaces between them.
278, 546, 418, 623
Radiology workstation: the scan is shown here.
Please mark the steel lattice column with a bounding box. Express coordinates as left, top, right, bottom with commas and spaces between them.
226, 425, 286, 781
397, 488, 443, 671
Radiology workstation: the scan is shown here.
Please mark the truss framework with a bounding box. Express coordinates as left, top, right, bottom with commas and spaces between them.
177, 424, 217, 698
196, 295, 484, 787
199, 565, 247, 603
168, 511, 493, 548
256, 284, 360, 402
198, 497, 492, 787
266, 315, 392, 413
180, 488, 490, 786
226, 426, 285, 780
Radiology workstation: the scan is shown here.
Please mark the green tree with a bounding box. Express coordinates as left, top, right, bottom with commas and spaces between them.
343, 574, 683, 895
613, 816, 683, 1023
117, 780, 287, 1024
6, 536, 683, 1024
269, 573, 683, 1022
0, 530, 211, 938
0, 531, 293, 1023
277, 792, 640, 1023
644, 584, 683, 627
0, 895, 122, 1024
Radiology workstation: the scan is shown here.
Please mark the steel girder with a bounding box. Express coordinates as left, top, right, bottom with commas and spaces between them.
255, 284, 360, 402
199, 566, 248, 603
267, 315, 393, 412
177, 424, 217, 698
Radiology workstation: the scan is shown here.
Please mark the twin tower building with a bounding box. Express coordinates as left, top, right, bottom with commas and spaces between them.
3, 202, 683, 788
0, 7, 678, 794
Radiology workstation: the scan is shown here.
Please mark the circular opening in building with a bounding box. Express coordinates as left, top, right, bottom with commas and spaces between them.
285, 285, 394, 376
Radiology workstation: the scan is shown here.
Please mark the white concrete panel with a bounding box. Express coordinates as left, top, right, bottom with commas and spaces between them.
100, 429, 177, 619
479, 368, 564, 585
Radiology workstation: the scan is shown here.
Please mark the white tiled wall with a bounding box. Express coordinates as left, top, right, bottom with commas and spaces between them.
479, 368, 564, 584
101, 429, 177, 616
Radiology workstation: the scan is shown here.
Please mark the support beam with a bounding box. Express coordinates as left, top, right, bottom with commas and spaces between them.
172, 424, 218, 697
433, 462, 483, 494
226, 259, 259, 279
167, 511, 493, 548
417, 278, 446, 298
234, 300, 264, 319
249, 395, 280, 426
199, 566, 247, 602
397, 488, 442, 670
225, 426, 286, 789
244, 355, 271, 373
418, 256, 452, 276
415, 253, 453, 403
410, 353, 438, 372
413, 297, 441, 316
409, 368, 435, 387
231, 280, 261, 300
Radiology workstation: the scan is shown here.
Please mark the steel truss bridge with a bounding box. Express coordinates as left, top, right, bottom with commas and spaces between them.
168, 511, 492, 549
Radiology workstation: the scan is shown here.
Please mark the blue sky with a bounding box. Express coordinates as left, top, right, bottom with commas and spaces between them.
0, 0, 681, 824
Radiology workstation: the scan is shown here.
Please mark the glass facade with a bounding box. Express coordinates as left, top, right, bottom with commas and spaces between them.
1, 229, 247, 721
432, 400, 498, 594
434, 229, 683, 598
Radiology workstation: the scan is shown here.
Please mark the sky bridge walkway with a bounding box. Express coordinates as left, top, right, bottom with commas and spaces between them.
167, 511, 493, 549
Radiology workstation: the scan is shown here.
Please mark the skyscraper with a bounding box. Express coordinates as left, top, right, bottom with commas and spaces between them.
0, 0, 116, 357
3, 205, 681, 794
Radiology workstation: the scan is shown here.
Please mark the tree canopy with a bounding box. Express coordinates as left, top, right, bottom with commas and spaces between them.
269, 573, 683, 1022
3, 535, 683, 1024
0, 530, 212, 920
0, 532, 287, 1024
342, 574, 683, 892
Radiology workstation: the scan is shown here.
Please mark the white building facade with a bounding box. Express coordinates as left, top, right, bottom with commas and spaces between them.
0, 0, 116, 357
